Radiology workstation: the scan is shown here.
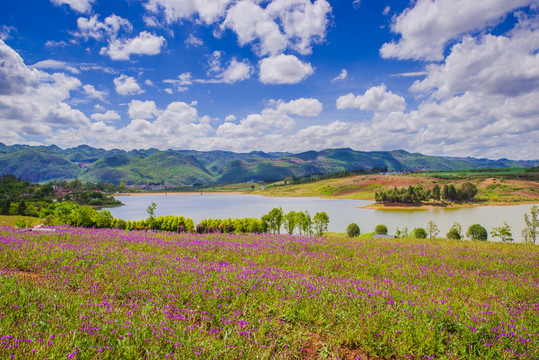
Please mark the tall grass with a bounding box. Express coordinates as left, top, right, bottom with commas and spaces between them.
1, 226, 537, 359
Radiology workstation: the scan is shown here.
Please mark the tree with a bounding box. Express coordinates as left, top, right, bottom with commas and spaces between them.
442, 185, 449, 201
96, 210, 114, 229
283, 211, 296, 235
346, 223, 360, 237
396, 226, 409, 238
146, 202, 157, 220
374, 224, 388, 235
426, 220, 440, 239
467, 224, 488, 241
267, 207, 284, 234
522, 205, 538, 244
432, 185, 441, 201
412, 227, 427, 238
491, 222, 513, 243
460, 182, 478, 201
16, 200, 27, 216
297, 211, 312, 236
313, 212, 330, 236
446, 222, 462, 240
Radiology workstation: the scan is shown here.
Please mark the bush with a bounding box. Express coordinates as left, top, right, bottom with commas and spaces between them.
346, 223, 360, 237
374, 224, 388, 235
412, 227, 427, 238
114, 218, 127, 230
467, 224, 488, 241
446, 228, 461, 240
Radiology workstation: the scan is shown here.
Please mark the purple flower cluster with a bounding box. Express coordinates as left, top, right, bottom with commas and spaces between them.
0, 225, 537, 359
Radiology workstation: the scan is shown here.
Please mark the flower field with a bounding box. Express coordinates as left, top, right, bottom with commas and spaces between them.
1, 226, 538, 359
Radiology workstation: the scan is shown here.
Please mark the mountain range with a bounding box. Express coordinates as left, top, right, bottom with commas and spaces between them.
1, 143, 538, 185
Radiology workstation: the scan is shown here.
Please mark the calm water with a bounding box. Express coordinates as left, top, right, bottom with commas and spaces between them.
108, 194, 537, 242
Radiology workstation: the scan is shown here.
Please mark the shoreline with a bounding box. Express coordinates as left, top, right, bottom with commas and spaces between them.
114, 191, 249, 196
360, 200, 539, 210
113, 191, 538, 210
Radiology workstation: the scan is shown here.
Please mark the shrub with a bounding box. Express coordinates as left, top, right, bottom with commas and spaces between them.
346, 223, 360, 237
114, 218, 127, 230
446, 228, 461, 240
412, 227, 427, 238
467, 224, 488, 241
374, 224, 388, 235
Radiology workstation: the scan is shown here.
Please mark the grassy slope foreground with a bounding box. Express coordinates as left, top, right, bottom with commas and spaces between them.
255, 172, 539, 206
1, 227, 538, 359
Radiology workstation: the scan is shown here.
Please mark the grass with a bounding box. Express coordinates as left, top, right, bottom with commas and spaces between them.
253, 173, 539, 207
0, 215, 41, 227
1, 226, 538, 359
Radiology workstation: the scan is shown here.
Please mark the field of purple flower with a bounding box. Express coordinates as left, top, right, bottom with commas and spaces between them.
1, 226, 538, 359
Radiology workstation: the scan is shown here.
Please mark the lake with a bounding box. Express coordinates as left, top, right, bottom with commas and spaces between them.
108, 194, 537, 242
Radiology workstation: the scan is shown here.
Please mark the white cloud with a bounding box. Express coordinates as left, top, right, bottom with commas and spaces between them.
225, 114, 236, 122
185, 34, 203, 47
128, 100, 161, 119
0, 40, 89, 139
50, 0, 95, 13
145, 0, 332, 57
74, 15, 132, 41
100, 31, 166, 60
45, 40, 69, 48
380, 0, 533, 61
200, 52, 253, 84
336, 85, 406, 112
276, 98, 322, 116
0, 25, 16, 41
259, 54, 314, 84
164, 72, 192, 92
113, 74, 144, 96
82, 84, 107, 101
144, 0, 235, 25
331, 69, 348, 82
31, 59, 80, 74
383, 6, 391, 16
164, 88, 173, 94
411, 16, 539, 99
145, 79, 154, 87
91, 110, 120, 122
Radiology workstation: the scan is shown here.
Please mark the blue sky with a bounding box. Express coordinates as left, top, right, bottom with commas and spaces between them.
1, 0, 538, 159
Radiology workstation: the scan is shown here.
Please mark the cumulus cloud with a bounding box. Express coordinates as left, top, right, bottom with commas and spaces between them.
90, 110, 120, 122
113, 74, 144, 96
100, 31, 166, 60
259, 54, 313, 84
411, 16, 539, 99
82, 84, 107, 101
331, 69, 348, 82
163, 72, 192, 92
128, 100, 161, 119
380, 0, 533, 61
144, 0, 332, 57
276, 98, 322, 116
198, 52, 253, 84
336, 85, 406, 112
74, 15, 132, 41
50, 0, 95, 13
0, 40, 89, 141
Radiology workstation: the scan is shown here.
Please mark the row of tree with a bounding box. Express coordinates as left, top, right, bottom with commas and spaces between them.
374, 182, 478, 204
22, 201, 332, 237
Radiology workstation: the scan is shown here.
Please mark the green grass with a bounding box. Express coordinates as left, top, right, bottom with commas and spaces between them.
0, 215, 41, 227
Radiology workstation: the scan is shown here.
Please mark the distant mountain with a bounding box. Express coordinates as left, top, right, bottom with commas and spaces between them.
0, 143, 537, 185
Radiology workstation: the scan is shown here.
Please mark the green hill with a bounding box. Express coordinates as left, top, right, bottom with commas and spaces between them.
0, 143, 537, 185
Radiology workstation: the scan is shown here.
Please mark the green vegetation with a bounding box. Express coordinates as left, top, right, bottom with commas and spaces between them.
522, 205, 538, 244
374, 224, 388, 235
411, 227, 428, 239
2, 143, 538, 186
467, 224, 488, 241
346, 223, 360, 237
375, 182, 478, 204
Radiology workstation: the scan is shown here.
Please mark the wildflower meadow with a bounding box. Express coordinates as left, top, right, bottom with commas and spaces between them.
0, 226, 538, 359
